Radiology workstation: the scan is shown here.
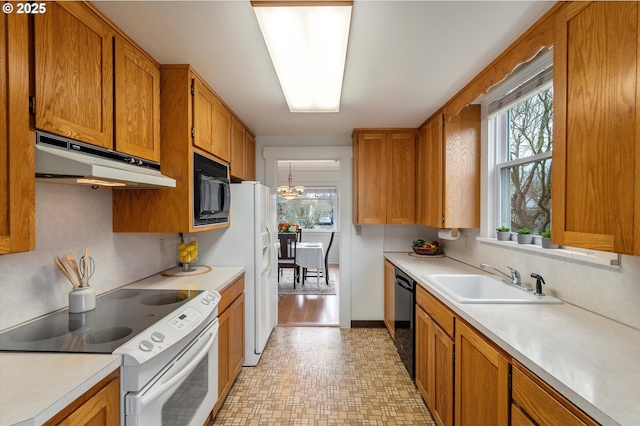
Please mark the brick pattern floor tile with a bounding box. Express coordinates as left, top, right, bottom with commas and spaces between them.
211, 327, 435, 425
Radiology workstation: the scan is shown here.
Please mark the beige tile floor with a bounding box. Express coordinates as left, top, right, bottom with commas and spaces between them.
211, 327, 435, 425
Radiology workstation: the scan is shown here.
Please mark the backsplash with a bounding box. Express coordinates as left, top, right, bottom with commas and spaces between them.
442, 228, 640, 330
0, 182, 177, 331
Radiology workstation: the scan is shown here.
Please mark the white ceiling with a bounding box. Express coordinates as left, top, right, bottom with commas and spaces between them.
94, 0, 555, 138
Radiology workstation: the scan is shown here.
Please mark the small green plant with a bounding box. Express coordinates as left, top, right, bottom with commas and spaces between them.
516, 227, 531, 235
496, 226, 510, 232
541, 226, 551, 238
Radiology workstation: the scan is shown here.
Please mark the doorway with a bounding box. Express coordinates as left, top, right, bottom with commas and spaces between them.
274, 160, 340, 327
263, 145, 352, 328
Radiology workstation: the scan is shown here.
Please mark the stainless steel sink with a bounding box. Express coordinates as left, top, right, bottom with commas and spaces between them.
425, 274, 562, 304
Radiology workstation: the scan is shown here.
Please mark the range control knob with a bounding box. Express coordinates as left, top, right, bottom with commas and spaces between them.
139, 340, 154, 352
201, 298, 210, 305
151, 332, 165, 342
206, 293, 216, 301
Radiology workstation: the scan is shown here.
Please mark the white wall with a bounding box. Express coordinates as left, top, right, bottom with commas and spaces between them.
0, 182, 177, 331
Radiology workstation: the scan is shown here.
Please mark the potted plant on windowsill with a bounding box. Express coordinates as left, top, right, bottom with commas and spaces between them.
495, 226, 511, 241
516, 227, 533, 244
541, 228, 559, 249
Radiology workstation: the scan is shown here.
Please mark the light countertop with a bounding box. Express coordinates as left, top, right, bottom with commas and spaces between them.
124, 266, 245, 293
0, 353, 121, 426
385, 253, 640, 426
0, 266, 244, 426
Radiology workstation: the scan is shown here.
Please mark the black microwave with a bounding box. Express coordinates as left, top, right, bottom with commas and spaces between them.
193, 152, 231, 227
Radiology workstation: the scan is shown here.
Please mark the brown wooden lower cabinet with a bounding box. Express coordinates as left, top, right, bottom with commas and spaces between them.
455, 321, 510, 426
44, 369, 120, 426
415, 285, 454, 426
211, 274, 245, 420
383, 259, 395, 338
511, 361, 599, 426
404, 267, 601, 426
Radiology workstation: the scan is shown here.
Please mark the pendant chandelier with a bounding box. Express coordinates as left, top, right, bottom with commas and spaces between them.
278, 162, 305, 200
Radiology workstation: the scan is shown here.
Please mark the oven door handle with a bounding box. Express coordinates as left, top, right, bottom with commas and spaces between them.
138, 323, 218, 409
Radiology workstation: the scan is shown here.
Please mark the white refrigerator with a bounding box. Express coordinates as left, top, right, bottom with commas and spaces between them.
199, 182, 278, 366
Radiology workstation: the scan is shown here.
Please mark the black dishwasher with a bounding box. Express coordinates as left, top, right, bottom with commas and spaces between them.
394, 267, 416, 378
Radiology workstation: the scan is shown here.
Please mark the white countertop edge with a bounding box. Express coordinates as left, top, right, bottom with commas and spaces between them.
1, 354, 121, 426
384, 253, 631, 426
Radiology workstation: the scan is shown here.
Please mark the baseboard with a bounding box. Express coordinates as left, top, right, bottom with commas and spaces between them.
351, 320, 385, 328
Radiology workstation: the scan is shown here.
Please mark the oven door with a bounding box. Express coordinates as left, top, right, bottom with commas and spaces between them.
125, 319, 219, 426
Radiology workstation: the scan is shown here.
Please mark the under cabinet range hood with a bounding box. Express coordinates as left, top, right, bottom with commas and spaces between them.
35, 132, 176, 188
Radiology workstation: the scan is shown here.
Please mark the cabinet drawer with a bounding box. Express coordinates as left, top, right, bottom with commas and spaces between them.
218, 275, 244, 314
416, 286, 455, 337
512, 362, 598, 426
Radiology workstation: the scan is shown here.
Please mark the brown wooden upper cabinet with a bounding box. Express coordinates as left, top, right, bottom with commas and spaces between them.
245, 132, 256, 182
352, 129, 417, 224
34, 2, 161, 163
230, 119, 257, 182
416, 105, 481, 229
231, 117, 246, 180
552, 1, 640, 256
113, 65, 230, 233
114, 35, 161, 163
0, 10, 34, 255
34, 2, 114, 149
193, 75, 231, 163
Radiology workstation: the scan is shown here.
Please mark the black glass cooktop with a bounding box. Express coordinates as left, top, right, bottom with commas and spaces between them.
0, 288, 203, 354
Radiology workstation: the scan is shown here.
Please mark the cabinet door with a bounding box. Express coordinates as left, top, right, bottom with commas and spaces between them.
430, 320, 454, 426
415, 304, 430, 405
114, 35, 161, 162
443, 105, 480, 229
229, 293, 245, 381
213, 97, 232, 163
0, 10, 34, 254
35, 2, 113, 148
193, 76, 215, 154
354, 132, 387, 224
383, 259, 395, 338
231, 117, 246, 179
455, 321, 509, 426
511, 362, 598, 426
246, 132, 256, 181
387, 132, 416, 224
217, 304, 231, 401
57, 377, 119, 426
553, 1, 639, 255
416, 115, 444, 227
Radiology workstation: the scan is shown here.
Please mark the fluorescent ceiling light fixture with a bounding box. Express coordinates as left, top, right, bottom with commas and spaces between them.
252, 1, 353, 113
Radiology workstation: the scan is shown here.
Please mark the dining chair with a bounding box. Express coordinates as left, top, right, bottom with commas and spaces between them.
302, 231, 335, 285
277, 233, 299, 287
296, 228, 302, 242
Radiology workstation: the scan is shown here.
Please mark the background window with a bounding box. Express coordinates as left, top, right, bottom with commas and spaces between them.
497, 88, 553, 233
487, 49, 553, 234
277, 187, 337, 231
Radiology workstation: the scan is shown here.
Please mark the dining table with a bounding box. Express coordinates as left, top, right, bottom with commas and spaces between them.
295, 242, 325, 285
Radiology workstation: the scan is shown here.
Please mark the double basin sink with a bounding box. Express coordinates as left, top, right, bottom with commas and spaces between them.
424, 274, 562, 304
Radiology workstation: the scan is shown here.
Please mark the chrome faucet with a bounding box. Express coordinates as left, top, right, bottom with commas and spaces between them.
480, 263, 531, 291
